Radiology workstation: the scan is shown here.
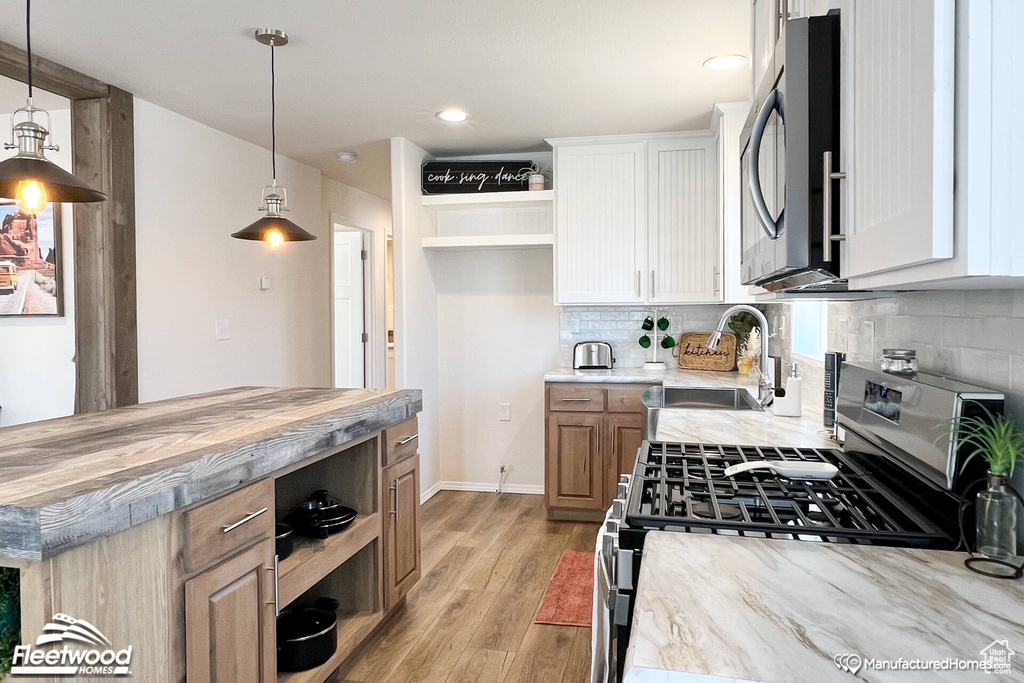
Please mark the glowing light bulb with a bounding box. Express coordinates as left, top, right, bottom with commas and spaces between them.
15, 180, 47, 214
266, 229, 284, 251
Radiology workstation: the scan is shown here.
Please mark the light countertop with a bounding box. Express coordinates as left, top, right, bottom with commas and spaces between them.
0, 386, 421, 560
625, 532, 1024, 683
545, 366, 834, 449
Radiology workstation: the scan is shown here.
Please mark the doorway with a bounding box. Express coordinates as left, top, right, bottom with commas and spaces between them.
332, 226, 367, 388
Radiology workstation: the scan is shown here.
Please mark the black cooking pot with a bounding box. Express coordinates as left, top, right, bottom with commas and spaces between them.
275, 523, 294, 561
287, 490, 358, 539
277, 598, 338, 672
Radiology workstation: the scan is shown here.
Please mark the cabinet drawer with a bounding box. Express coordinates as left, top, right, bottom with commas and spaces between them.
548, 385, 605, 412
184, 478, 274, 572
384, 417, 419, 467
606, 385, 651, 414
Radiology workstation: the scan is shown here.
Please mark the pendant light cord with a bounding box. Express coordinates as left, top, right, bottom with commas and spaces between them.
25, 0, 33, 99
270, 43, 276, 182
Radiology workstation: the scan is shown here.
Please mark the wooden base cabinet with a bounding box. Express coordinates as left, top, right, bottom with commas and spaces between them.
185, 538, 277, 683
545, 382, 650, 519
384, 452, 421, 610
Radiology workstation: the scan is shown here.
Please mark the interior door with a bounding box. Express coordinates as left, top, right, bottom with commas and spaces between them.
648, 136, 719, 303
842, 0, 955, 277
333, 230, 365, 388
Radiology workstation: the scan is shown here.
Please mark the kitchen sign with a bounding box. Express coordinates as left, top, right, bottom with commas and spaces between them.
421, 161, 532, 194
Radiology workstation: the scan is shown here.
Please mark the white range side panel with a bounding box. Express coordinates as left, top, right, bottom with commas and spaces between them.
647, 135, 719, 304
554, 142, 646, 304
844, 0, 955, 278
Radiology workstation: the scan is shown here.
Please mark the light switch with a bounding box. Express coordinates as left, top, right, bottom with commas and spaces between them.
215, 319, 231, 341
259, 276, 271, 290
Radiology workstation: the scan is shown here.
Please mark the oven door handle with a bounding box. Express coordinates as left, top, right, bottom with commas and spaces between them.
747, 88, 785, 240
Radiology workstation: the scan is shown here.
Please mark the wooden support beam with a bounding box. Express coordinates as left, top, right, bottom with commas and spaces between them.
0, 40, 107, 100
72, 87, 138, 412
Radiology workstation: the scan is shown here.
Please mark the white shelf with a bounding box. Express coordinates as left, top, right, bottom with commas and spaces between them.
421, 190, 553, 211
421, 233, 554, 251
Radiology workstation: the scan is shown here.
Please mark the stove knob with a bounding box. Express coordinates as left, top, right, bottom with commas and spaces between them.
617, 482, 629, 499
611, 499, 624, 519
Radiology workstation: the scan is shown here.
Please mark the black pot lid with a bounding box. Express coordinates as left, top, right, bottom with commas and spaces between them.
277, 607, 337, 642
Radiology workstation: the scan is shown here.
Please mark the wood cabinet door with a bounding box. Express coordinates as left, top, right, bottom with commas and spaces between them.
555, 142, 647, 304
647, 135, 720, 303
605, 413, 645, 504
546, 413, 605, 510
185, 538, 276, 683
384, 453, 421, 610
841, 0, 954, 278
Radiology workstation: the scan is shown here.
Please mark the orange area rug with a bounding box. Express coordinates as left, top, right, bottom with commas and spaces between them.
534, 549, 595, 627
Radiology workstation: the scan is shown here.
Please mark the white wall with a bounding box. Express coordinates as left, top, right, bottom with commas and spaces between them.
437, 250, 559, 492
134, 99, 330, 401
0, 107, 77, 426
391, 138, 440, 498
322, 176, 391, 389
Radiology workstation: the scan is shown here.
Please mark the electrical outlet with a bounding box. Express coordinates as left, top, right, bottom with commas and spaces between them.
215, 319, 230, 341
569, 317, 580, 334
499, 403, 511, 421
863, 320, 875, 359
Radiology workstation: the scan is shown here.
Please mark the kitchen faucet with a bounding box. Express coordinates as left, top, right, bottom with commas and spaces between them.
707, 305, 778, 408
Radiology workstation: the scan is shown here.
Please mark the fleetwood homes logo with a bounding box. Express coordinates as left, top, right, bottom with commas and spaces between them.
11, 613, 132, 676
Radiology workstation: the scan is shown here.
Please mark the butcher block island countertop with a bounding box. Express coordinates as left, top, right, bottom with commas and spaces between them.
0, 385, 421, 561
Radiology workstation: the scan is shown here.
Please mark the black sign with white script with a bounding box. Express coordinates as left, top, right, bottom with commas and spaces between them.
421, 161, 532, 194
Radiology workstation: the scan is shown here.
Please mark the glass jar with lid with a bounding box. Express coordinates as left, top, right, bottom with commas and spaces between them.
881, 349, 918, 375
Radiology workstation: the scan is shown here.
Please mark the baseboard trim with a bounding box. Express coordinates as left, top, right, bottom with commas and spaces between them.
435, 481, 545, 496
420, 481, 443, 505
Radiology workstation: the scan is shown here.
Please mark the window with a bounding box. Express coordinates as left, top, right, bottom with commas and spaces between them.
792, 301, 828, 360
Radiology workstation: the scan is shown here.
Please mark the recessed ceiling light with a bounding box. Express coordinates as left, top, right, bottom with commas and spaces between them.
336, 151, 359, 163
437, 109, 469, 123
703, 54, 748, 71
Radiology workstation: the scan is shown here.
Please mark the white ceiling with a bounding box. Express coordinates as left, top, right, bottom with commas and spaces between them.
0, 0, 751, 199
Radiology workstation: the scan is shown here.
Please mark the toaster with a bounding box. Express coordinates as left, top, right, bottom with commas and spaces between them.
573, 341, 614, 370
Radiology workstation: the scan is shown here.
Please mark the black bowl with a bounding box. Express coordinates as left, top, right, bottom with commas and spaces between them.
275, 523, 294, 561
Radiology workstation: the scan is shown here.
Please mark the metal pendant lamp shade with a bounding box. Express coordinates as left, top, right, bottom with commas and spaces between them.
0, 0, 106, 212
233, 28, 315, 250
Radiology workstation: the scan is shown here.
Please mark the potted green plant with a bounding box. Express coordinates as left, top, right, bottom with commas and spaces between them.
522, 163, 551, 191
955, 404, 1024, 560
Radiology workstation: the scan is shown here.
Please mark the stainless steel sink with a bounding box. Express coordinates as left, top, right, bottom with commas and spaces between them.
642, 386, 763, 437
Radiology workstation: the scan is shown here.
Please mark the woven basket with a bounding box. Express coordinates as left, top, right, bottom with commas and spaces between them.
675, 332, 737, 371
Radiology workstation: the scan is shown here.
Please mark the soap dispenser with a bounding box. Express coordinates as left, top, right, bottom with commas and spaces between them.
773, 362, 803, 417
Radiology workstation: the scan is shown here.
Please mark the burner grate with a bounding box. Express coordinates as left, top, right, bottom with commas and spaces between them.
626, 442, 952, 545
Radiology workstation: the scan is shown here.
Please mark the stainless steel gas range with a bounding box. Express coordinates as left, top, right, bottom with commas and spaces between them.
592, 364, 1004, 683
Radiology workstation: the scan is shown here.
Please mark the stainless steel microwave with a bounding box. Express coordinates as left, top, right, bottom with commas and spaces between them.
740, 13, 843, 292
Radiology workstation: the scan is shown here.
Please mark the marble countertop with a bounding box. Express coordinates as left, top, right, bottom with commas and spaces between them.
545, 366, 835, 449
0, 386, 421, 561
626, 532, 1024, 683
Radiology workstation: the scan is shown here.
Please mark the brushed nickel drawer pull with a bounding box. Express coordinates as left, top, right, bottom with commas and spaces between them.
222, 507, 268, 533
390, 483, 398, 517
397, 434, 419, 445
266, 556, 279, 616
561, 398, 592, 402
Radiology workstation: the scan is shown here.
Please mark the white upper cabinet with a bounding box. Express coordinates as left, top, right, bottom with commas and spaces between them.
648, 136, 719, 304
553, 142, 646, 304
750, 0, 781, 96
843, 0, 1024, 290
840, 0, 955, 280
550, 134, 721, 305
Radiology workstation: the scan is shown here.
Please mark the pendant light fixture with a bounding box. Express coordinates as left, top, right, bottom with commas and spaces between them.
231, 29, 316, 250
0, 0, 107, 213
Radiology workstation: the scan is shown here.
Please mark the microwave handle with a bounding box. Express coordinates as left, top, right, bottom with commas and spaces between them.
747, 88, 784, 240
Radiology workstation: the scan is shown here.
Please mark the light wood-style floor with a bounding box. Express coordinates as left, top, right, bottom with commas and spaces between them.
337, 491, 599, 683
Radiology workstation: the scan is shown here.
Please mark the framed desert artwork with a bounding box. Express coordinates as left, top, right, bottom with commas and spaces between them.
0, 202, 63, 317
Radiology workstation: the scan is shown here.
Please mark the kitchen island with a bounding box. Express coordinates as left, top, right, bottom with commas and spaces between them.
0, 385, 423, 683
625, 532, 1024, 683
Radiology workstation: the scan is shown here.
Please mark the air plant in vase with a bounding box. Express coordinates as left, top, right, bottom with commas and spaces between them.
954, 404, 1024, 560
521, 163, 551, 191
